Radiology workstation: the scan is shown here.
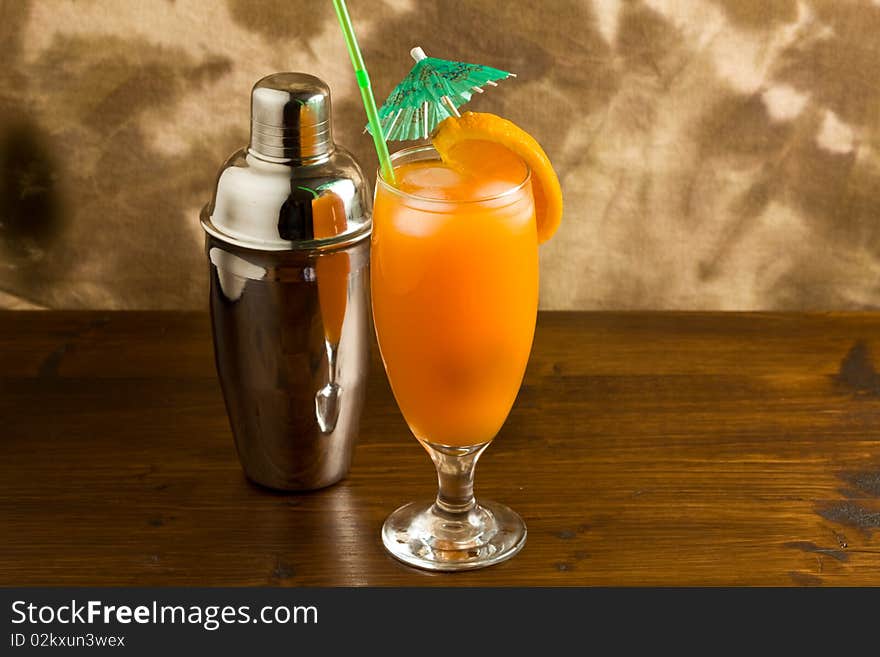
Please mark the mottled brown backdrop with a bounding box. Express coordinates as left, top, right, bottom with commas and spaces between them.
1, 0, 878, 310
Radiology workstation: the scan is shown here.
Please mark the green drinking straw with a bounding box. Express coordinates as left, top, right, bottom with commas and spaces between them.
332, 0, 396, 185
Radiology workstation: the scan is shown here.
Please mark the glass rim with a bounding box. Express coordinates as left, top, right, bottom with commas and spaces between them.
375, 144, 531, 205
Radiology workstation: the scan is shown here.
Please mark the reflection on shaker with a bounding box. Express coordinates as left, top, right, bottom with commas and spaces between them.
209, 247, 267, 301
312, 189, 350, 433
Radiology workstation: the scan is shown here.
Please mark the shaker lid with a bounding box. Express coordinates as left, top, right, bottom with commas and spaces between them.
250, 72, 333, 162
201, 72, 371, 252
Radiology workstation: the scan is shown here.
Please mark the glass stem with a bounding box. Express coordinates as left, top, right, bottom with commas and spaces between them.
422, 441, 490, 516
325, 339, 337, 386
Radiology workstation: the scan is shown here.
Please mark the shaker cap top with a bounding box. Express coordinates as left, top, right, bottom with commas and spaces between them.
250, 72, 333, 161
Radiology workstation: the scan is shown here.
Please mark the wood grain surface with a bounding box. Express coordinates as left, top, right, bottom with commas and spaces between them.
2, 311, 880, 586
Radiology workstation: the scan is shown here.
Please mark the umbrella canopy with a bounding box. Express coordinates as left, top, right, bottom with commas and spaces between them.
370, 47, 515, 141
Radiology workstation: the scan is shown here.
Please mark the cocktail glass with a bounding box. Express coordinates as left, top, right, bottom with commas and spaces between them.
372, 144, 537, 571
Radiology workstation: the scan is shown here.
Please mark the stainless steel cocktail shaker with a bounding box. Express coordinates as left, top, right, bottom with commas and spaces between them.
200, 72, 371, 490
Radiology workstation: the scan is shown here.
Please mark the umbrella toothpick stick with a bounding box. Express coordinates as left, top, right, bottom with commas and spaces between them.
410, 47, 462, 121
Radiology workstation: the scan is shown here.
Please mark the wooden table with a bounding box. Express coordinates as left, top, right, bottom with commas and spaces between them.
2, 311, 880, 586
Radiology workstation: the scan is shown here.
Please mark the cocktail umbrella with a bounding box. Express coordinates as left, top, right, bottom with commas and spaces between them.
372, 47, 515, 141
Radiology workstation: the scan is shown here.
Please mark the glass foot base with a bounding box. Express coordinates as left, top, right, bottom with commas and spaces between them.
381, 499, 527, 572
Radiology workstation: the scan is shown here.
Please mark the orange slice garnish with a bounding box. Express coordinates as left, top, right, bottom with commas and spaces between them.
432, 111, 563, 244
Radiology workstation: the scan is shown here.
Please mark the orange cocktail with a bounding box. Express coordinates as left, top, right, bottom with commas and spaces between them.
371, 142, 538, 447
374, 111, 562, 572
